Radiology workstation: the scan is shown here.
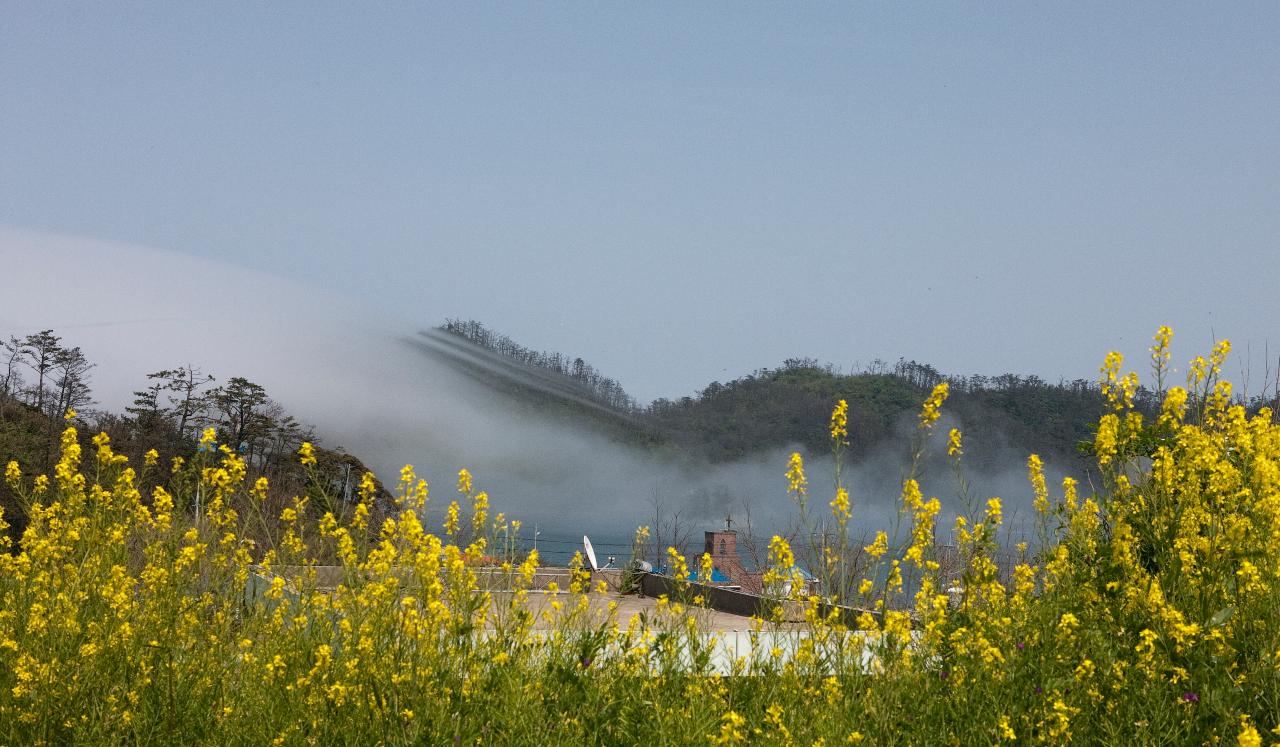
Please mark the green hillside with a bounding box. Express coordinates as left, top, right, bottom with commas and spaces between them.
432, 320, 1145, 471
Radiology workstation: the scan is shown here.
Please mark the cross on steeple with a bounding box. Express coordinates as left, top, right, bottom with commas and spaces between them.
725, 512, 733, 531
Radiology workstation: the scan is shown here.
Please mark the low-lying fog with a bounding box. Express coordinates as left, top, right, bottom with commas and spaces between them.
1, 229, 1065, 557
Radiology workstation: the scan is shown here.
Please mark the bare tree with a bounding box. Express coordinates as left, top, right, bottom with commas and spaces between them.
649, 487, 693, 568
258, 401, 312, 473
0, 336, 27, 419
735, 497, 766, 571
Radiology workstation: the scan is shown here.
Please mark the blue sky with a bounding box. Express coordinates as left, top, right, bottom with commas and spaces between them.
3, 3, 1278, 403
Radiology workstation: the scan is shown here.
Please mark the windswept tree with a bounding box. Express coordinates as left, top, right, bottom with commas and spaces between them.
126, 372, 171, 442
165, 366, 216, 444
127, 366, 216, 445
21, 330, 61, 414
210, 377, 270, 455
50, 346, 94, 418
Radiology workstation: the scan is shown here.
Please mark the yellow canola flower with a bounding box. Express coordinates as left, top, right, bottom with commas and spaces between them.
947, 428, 963, 457
830, 399, 849, 441
200, 427, 217, 446
666, 546, 690, 582
1188, 355, 1209, 388
984, 497, 1003, 526
143, 449, 160, 468
998, 716, 1016, 741
4, 460, 19, 487
785, 452, 807, 497
471, 491, 489, 534
1100, 350, 1124, 404
1095, 414, 1120, 466
359, 471, 379, 501
1048, 699, 1076, 740
444, 500, 460, 536
699, 552, 714, 583
1150, 325, 1173, 375
457, 468, 473, 496
1061, 476, 1079, 512
767, 535, 794, 570
518, 549, 540, 585
1236, 560, 1265, 596
1210, 339, 1232, 376
711, 710, 747, 745
298, 441, 316, 466
830, 487, 851, 527
152, 485, 174, 530
92, 431, 121, 470
901, 478, 924, 511
1160, 386, 1189, 424
1238, 716, 1261, 747
886, 560, 903, 593
919, 382, 949, 428
864, 531, 888, 559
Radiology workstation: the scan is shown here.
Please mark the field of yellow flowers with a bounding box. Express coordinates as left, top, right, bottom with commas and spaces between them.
2, 327, 1278, 745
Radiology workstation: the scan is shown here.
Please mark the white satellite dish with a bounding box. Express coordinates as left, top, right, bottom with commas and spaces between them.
583, 535, 600, 572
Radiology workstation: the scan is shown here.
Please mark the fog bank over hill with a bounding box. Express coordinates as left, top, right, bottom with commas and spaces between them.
1, 229, 1066, 543
0, 229, 800, 534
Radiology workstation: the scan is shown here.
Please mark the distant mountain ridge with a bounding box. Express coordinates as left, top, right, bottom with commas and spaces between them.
429, 319, 1142, 471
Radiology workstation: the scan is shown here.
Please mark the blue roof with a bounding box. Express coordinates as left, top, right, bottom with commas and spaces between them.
697, 568, 731, 583
656, 566, 732, 583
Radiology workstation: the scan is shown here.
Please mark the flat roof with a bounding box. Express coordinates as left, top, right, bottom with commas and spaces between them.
494, 590, 798, 633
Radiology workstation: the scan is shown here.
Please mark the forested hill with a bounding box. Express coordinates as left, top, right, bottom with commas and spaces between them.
1, 329, 392, 539
648, 360, 1113, 470
437, 319, 637, 412
433, 320, 1137, 470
